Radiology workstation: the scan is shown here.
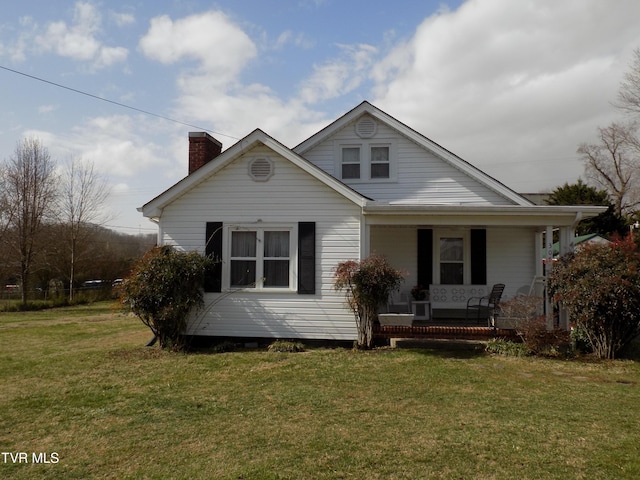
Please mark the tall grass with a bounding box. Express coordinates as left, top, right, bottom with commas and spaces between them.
1, 303, 640, 479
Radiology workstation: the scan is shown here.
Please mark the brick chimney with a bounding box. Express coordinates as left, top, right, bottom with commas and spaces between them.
188, 132, 222, 174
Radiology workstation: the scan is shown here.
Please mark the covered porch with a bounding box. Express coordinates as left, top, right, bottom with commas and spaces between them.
362, 204, 605, 332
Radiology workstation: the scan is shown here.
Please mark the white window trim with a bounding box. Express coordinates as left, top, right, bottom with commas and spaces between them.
223, 224, 298, 292
434, 228, 470, 285
334, 139, 397, 183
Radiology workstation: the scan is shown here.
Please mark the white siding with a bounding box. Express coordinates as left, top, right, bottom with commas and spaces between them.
160, 145, 362, 340
486, 227, 537, 299
370, 225, 537, 301
302, 119, 514, 206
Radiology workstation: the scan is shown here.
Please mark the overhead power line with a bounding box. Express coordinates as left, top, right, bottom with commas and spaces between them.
0, 64, 239, 140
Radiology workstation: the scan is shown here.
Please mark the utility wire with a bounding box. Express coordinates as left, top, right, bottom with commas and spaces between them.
0, 64, 240, 140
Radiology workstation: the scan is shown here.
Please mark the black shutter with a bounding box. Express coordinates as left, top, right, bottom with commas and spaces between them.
204, 222, 223, 293
470, 229, 487, 285
298, 222, 316, 294
417, 229, 433, 288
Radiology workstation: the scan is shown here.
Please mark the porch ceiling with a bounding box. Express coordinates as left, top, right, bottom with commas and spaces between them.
362, 204, 606, 228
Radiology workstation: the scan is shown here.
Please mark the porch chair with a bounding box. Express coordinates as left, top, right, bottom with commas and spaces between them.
466, 283, 505, 326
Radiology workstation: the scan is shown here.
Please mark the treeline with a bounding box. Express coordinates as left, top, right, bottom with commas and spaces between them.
0, 137, 156, 303
0, 223, 156, 299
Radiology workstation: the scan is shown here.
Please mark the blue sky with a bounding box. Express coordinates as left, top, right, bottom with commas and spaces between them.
1, 0, 639, 233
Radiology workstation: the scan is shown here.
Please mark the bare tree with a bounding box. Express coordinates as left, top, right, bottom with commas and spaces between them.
616, 47, 640, 116
58, 158, 111, 301
578, 122, 640, 217
2, 138, 58, 304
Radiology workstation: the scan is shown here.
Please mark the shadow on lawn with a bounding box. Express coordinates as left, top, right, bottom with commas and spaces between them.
389, 339, 489, 359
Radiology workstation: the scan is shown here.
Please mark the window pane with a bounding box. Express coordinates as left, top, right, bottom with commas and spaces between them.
342, 147, 360, 163
440, 238, 463, 261
371, 146, 389, 162
371, 163, 390, 179
264, 231, 289, 257
440, 263, 463, 285
264, 260, 289, 287
231, 260, 256, 287
342, 164, 360, 179
231, 231, 256, 257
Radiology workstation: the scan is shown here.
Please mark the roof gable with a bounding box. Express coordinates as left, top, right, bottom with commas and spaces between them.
140, 129, 368, 219
294, 101, 533, 207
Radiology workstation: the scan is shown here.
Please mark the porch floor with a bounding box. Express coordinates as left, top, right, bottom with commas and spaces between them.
374, 319, 519, 341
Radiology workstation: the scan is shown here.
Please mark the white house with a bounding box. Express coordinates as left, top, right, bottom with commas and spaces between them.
139, 102, 604, 340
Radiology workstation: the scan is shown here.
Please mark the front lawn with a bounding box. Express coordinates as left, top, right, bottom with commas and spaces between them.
1, 303, 639, 479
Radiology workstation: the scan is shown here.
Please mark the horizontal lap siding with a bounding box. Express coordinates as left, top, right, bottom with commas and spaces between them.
369, 226, 536, 301
302, 121, 513, 206
486, 228, 536, 299
162, 146, 361, 340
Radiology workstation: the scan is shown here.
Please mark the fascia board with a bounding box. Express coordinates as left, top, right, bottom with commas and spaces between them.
363, 203, 607, 226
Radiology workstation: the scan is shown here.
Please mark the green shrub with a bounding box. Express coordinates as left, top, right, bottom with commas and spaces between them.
485, 338, 531, 357
120, 246, 214, 351
548, 236, 640, 359
267, 340, 305, 353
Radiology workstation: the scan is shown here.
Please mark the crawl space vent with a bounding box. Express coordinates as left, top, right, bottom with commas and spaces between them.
249, 157, 274, 181
355, 116, 377, 138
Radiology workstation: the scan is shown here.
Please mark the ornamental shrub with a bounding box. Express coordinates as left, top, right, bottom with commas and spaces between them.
334, 254, 405, 349
548, 236, 640, 359
120, 246, 214, 351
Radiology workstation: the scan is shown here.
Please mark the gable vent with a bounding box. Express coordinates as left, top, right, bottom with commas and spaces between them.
355, 116, 377, 138
249, 157, 274, 181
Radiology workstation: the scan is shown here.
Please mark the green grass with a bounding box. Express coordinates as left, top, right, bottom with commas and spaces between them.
1, 303, 640, 479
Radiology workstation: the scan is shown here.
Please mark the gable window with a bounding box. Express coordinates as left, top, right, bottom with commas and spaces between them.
228, 227, 292, 290
341, 147, 361, 179
336, 141, 396, 182
370, 145, 390, 179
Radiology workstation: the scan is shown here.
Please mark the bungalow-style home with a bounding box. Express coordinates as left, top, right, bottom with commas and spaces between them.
139, 101, 604, 341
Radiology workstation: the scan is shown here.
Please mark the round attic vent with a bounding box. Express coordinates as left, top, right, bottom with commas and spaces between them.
249, 157, 274, 181
355, 116, 377, 138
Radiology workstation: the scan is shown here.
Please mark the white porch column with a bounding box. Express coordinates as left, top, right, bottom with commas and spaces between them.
360, 216, 370, 260
545, 226, 554, 330
557, 226, 575, 330
535, 231, 544, 278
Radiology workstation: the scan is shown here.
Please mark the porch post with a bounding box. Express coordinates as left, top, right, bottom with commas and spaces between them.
557, 226, 575, 330
545, 226, 554, 330
535, 231, 544, 278
360, 216, 370, 260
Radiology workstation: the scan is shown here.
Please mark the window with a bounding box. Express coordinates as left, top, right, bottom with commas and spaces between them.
263, 231, 290, 287
341, 147, 360, 179
370, 146, 390, 179
439, 237, 464, 285
336, 141, 395, 181
228, 228, 292, 290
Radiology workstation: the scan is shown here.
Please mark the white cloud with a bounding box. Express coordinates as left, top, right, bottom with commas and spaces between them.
111, 12, 135, 27
34, 1, 128, 68
370, 0, 640, 190
139, 11, 256, 83
298, 43, 378, 104
25, 115, 171, 178
273, 30, 314, 50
